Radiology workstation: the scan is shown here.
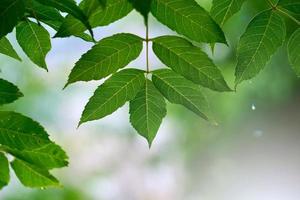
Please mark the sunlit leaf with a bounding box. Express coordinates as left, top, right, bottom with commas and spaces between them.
129, 79, 167, 146
0, 79, 23, 106
287, 28, 300, 77
80, 69, 145, 125
0, 37, 21, 61
235, 10, 286, 86
0, 153, 9, 189
153, 36, 231, 91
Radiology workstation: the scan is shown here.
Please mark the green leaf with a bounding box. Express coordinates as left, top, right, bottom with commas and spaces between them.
55, 0, 133, 38
210, 0, 246, 27
278, 0, 300, 17
235, 10, 286, 86
11, 159, 59, 188
0, 153, 9, 189
35, 0, 94, 38
129, 79, 166, 146
65, 33, 143, 87
80, 69, 145, 125
0, 0, 25, 38
0, 37, 21, 61
287, 28, 300, 77
152, 69, 210, 120
0, 79, 23, 106
152, 36, 231, 92
128, 0, 152, 22
16, 20, 51, 70
150, 0, 226, 43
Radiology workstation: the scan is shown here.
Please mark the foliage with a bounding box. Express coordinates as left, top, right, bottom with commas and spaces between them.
0, 0, 299, 190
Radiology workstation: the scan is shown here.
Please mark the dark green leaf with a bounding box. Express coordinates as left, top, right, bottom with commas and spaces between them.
278, 0, 300, 16
0, 37, 21, 61
65, 33, 143, 87
80, 69, 145, 125
129, 79, 166, 146
211, 0, 246, 26
152, 69, 210, 120
11, 159, 59, 188
128, 0, 152, 22
150, 0, 226, 43
152, 36, 231, 92
235, 10, 286, 86
16, 20, 51, 70
0, 153, 9, 189
0, 0, 25, 38
287, 28, 300, 77
55, 0, 133, 38
0, 79, 23, 106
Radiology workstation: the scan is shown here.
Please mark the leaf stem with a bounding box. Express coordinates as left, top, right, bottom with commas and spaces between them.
146, 24, 150, 74
266, 0, 275, 8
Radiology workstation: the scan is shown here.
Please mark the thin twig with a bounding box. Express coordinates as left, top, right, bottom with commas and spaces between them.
146, 23, 150, 74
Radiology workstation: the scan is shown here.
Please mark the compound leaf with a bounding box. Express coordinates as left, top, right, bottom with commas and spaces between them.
65, 33, 143, 87
152, 69, 210, 120
153, 36, 231, 92
0, 79, 23, 106
211, 0, 246, 27
80, 69, 145, 125
16, 20, 51, 70
0, 37, 21, 61
129, 79, 166, 146
235, 10, 286, 86
0, 0, 25, 38
128, 0, 152, 22
11, 159, 59, 188
150, 0, 226, 43
287, 28, 300, 77
0, 153, 9, 189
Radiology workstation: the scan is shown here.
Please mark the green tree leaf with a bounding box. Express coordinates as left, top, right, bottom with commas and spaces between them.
0, 0, 25, 38
55, 0, 133, 38
152, 36, 231, 92
80, 69, 145, 126
152, 69, 210, 120
128, 0, 152, 23
16, 20, 51, 70
150, 0, 226, 43
0, 37, 21, 61
65, 33, 143, 87
211, 0, 246, 27
0, 79, 23, 106
235, 10, 286, 86
11, 159, 59, 188
0, 153, 9, 189
287, 28, 300, 77
129, 79, 166, 146
278, 0, 300, 16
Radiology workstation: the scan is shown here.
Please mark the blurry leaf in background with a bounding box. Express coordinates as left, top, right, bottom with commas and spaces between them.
16, 20, 51, 70
0, 153, 10, 189
152, 36, 231, 92
130, 79, 167, 146
0, 37, 21, 61
80, 68, 145, 125
288, 28, 300, 77
210, 0, 247, 27
65, 33, 143, 86
235, 10, 286, 86
0, 0, 25, 38
150, 0, 226, 43
0, 79, 23, 106
152, 69, 210, 121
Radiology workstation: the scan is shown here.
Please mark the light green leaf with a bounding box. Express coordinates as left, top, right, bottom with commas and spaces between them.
152, 69, 210, 120
129, 79, 167, 146
11, 159, 59, 188
235, 10, 286, 86
0, 37, 21, 61
150, 0, 226, 43
287, 28, 300, 77
55, 0, 133, 38
211, 0, 246, 27
0, 0, 25, 38
153, 36, 231, 92
16, 20, 51, 70
0, 79, 23, 106
0, 153, 9, 189
80, 69, 145, 125
65, 33, 143, 87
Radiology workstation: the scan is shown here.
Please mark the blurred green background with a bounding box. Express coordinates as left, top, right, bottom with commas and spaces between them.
1, 0, 300, 199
